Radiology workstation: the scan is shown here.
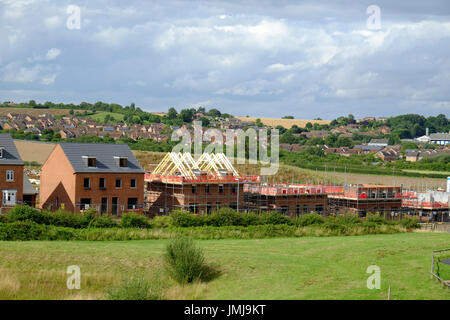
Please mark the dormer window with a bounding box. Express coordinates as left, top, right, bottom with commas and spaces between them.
88, 157, 96, 167
82, 156, 96, 167
0, 147, 4, 159
114, 156, 128, 167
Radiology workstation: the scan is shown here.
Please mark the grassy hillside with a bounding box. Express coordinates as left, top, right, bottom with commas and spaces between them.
88, 111, 124, 123
0, 107, 83, 117
236, 116, 331, 128
0, 233, 448, 299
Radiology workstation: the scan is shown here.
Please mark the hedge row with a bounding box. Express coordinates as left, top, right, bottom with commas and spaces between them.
0, 221, 408, 241
6, 206, 151, 229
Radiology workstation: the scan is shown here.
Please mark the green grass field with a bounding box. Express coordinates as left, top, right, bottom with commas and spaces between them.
0, 232, 449, 300
88, 111, 124, 123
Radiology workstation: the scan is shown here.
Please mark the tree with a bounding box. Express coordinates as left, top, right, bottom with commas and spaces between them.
69, 109, 74, 115
167, 107, 178, 120
305, 122, 313, 130
282, 116, 294, 119
255, 118, 263, 128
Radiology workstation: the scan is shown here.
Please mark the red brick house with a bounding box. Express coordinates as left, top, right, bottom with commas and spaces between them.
0, 134, 38, 212
40, 143, 145, 215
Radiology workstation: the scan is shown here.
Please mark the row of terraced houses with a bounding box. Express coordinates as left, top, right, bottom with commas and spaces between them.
0, 133, 448, 221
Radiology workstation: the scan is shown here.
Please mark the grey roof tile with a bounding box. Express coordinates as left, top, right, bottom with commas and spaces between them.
59, 142, 144, 173
0, 134, 24, 165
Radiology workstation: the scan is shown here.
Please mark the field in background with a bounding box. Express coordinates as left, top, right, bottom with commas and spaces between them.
0, 233, 448, 300
88, 111, 124, 123
236, 117, 331, 128
0, 107, 83, 117
14, 140, 55, 164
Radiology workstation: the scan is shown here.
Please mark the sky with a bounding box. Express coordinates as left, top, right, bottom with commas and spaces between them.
1, 0, 450, 119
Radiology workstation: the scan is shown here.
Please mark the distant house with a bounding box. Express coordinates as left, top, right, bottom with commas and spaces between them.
0, 134, 37, 211
40, 143, 145, 215
374, 147, 401, 162
368, 139, 388, 147
429, 133, 450, 145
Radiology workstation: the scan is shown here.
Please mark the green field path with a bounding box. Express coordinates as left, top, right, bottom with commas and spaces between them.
0, 232, 449, 299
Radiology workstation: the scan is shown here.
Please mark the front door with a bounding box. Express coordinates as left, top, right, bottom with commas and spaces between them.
2, 190, 17, 206
112, 197, 118, 216
101, 197, 108, 214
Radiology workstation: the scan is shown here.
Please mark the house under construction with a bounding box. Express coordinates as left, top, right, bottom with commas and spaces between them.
400, 190, 449, 222
244, 184, 338, 217
327, 184, 403, 217
144, 152, 260, 215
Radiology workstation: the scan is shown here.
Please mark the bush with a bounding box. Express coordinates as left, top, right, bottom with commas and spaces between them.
240, 212, 261, 226
399, 217, 420, 229
295, 213, 325, 226
335, 214, 362, 225
105, 273, 164, 300
261, 211, 292, 225
120, 213, 151, 229
164, 237, 210, 284
151, 215, 173, 228
88, 215, 118, 228
170, 211, 204, 227
366, 214, 388, 225
208, 208, 243, 226
7, 205, 48, 224
0, 221, 78, 241
0, 215, 11, 223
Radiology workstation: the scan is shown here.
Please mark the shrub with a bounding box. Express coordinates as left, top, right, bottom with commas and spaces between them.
88, 215, 118, 228
164, 237, 210, 284
47, 210, 87, 228
7, 205, 49, 224
0, 215, 11, 223
151, 215, 173, 228
170, 211, 203, 227
105, 273, 164, 300
208, 208, 243, 226
0, 221, 48, 240
240, 212, 261, 226
335, 214, 362, 225
399, 217, 420, 229
261, 211, 292, 225
295, 213, 325, 226
366, 214, 388, 225
120, 213, 151, 229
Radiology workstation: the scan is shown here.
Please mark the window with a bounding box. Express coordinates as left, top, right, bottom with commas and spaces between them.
119, 158, 127, 167
3, 190, 16, 205
115, 178, 122, 188
127, 198, 138, 210
87, 157, 96, 167
6, 170, 14, 182
130, 178, 136, 188
280, 206, 289, 215
80, 198, 91, 210
218, 185, 224, 194
99, 178, 106, 189
231, 185, 237, 194
303, 205, 309, 214
205, 185, 210, 193
296, 205, 301, 216
83, 178, 90, 189
192, 185, 197, 194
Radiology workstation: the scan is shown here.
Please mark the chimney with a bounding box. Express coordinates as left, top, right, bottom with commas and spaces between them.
426, 127, 429, 136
